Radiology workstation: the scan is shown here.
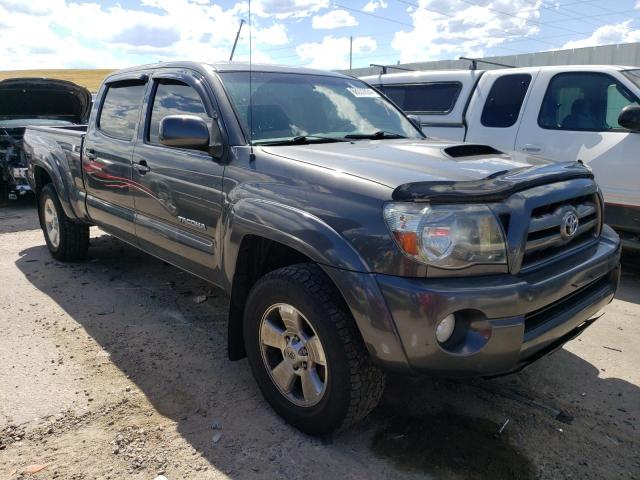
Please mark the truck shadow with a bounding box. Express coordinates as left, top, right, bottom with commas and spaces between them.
0, 195, 38, 234
15, 234, 640, 480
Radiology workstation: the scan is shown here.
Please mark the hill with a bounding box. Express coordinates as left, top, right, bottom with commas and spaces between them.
0, 69, 116, 92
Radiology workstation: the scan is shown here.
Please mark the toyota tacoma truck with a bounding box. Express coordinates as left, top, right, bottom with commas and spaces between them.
0, 77, 91, 200
23, 62, 621, 435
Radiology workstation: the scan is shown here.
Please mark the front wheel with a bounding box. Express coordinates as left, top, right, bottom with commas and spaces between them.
244, 264, 386, 435
39, 183, 89, 261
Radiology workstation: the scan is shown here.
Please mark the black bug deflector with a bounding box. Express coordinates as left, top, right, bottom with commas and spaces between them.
392, 161, 594, 203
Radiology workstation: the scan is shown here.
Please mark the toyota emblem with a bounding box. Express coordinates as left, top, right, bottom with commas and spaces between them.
560, 210, 579, 240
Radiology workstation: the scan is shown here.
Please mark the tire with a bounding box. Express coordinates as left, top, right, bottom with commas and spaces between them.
243, 263, 386, 435
39, 183, 89, 261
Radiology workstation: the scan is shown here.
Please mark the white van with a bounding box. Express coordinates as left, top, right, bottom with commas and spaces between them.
362, 66, 640, 248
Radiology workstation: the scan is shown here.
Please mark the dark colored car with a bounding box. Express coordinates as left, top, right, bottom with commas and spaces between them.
0, 78, 91, 199
23, 62, 621, 435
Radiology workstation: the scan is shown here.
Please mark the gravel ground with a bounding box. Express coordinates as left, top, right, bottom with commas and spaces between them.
0, 199, 638, 480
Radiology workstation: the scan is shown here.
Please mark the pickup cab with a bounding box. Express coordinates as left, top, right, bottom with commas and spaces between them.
24, 62, 621, 435
362, 66, 640, 249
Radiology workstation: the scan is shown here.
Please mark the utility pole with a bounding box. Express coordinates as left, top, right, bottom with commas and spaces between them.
349, 36, 353, 72
229, 19, 245, 61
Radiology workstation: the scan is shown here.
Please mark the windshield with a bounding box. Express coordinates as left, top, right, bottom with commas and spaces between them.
623, 69, 640, 89
219, 72, 424, 145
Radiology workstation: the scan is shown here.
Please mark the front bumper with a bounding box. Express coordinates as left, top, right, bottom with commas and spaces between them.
373, 225, 621, 376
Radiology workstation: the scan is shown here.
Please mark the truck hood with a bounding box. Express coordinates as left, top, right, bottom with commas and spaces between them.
261, 139, 554, 189
0, 78, 91, 124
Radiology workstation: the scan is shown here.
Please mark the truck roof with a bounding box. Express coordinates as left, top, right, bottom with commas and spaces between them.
105, 61, 351, 82
361, 65, 639, 84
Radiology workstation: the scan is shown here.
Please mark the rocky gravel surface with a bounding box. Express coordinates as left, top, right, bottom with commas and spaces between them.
1, 200, 639, 480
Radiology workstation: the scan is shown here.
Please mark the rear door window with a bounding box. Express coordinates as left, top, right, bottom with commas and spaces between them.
538, 72, 640, 131
148, 80, 209, 144
98, 81, 147, 140
378, 83, 462, 114
481, 74, 532, 128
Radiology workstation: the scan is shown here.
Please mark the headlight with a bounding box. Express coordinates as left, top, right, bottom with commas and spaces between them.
383, 202, 507, 269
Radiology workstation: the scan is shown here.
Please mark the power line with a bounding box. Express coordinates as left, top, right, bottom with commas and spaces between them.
534, 3, 611, 29
559, 0, 635, 15
542, 9, 640, 25
334, 3, 414, 27
342, 0, 565, 49
393, 0, 639, 47
391, 0, 562, 47
454, 0, 589, 36
491, 2, 639, 31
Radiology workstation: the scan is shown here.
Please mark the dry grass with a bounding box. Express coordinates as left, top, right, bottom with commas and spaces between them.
0, 69, 116, 92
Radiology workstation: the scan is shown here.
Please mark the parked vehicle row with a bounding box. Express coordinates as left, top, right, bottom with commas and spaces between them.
362, 65, 640, 248
0, 78, 91, 199
23, 61, 621, 435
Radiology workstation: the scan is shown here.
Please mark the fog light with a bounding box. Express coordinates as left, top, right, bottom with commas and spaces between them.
436, 314, 456, 343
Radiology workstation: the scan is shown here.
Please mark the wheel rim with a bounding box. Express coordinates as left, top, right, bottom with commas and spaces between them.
259, 303, 328, 407
43, 198, 60, 249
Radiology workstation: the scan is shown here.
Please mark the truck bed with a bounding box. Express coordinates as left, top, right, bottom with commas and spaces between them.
25, 124, 87, 137
23, 124, 89, 221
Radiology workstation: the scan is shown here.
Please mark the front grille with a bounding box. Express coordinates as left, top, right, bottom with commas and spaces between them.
521, 194, 601, 270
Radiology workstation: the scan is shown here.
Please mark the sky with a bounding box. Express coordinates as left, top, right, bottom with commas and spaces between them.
0, 0, 639, 71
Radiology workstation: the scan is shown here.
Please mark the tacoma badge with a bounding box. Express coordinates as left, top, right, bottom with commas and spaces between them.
178, 216, 206, 230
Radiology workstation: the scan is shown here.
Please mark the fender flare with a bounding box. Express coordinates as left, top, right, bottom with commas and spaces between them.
221, 197, 370, 289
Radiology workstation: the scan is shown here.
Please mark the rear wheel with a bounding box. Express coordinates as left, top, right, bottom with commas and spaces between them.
244, 263, 386, 435
39, 183, 89, 261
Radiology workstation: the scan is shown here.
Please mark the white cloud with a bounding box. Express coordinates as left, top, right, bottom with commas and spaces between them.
0, 0, 288, 69
561, 21, 640, 50
297, 36, 376, 69
390, 0, 543, 63
252, 23, 289, 46
362, 1, 388, 13
253, 0, 329, 19
312, 10, 358, 29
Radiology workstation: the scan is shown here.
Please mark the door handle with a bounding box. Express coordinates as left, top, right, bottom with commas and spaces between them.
133, 160, 150, 174
522, 144, 542, 154
85, 148, 97, 160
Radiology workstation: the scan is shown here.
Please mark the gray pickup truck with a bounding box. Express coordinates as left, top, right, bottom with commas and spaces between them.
24, 61, 621, 435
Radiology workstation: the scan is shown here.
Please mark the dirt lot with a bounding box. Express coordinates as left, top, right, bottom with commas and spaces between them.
0, 199, 638, 480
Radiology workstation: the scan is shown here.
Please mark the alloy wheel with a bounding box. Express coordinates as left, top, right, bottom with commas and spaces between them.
259, 303, 328, 407
43, 197, 60, 249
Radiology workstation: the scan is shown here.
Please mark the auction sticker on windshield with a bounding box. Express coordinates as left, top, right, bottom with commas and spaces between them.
347, 87, 380, 98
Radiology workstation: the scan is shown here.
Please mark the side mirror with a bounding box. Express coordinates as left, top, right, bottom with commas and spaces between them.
159, 115, 210, 150
407, 114, 422, 130
618, 105, 640, 132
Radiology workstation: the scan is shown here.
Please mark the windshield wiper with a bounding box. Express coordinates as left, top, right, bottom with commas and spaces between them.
344, 131, 408, 140
253, 135, 349, 146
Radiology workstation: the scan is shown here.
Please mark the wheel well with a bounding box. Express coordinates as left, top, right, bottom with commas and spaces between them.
33, 166, 53, 196
227, 235, 314, 360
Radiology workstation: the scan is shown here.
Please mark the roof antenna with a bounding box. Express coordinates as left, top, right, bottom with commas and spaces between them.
249, 0, 254, 159
229, 19, 245, 61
